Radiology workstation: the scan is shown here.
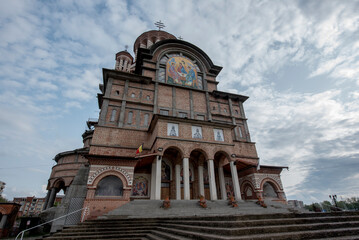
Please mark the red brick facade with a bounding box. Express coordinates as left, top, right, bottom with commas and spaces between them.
47, 30, 287, 220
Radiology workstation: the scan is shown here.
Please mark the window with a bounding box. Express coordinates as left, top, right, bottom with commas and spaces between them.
95, 175, 123, 196
238, 127, 243, 138
131, 93, 135, 98
115, 90, 120, 95
213, 106, 216, 110
196, 115, 205, 120
144, 113, 149, 126
167, 123, 179, 137
110, 109, 117, 122
223, 108, 227, 113
214, 129, 224, 141
160, 109, 169, 116
127, 111, 133, 124
179, 112, 187, 118
192, 126, 202, 139
235, 110, 239, 115
146, 95, 150, 100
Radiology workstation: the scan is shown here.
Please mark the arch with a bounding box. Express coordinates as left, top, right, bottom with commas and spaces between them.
161, 144, 185, 159
91, 169, 131, 188
52, 178, 66, 190
213, 150, 231, 167
95, 175, 123, 196
263, 182, 279, 198
188, 148, 208, 162
240, 180, 257, 200
260, 177, 282, 191
151, 39, 219, 74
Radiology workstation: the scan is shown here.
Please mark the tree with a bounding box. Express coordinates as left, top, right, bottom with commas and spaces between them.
0, 196, 9, 203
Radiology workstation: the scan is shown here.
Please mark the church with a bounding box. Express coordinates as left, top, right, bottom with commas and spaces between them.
43, 28, 287, 225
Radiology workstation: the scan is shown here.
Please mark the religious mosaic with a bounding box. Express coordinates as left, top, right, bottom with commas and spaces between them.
225, 178, 234, 198
161, 161, 171, 181
167, 123, 179, 137
132, 176, 149, 197
214, 129, 224, 141
192, 126, 202, 139
159, 54, 203, 89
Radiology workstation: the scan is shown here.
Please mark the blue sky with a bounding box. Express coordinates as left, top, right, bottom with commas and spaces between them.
1, 0, 359, 204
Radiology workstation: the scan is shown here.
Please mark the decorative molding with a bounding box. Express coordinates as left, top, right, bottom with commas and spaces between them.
88, 166, 133, 185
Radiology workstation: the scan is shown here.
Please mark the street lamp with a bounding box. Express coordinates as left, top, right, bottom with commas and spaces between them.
329, 194, 338, 207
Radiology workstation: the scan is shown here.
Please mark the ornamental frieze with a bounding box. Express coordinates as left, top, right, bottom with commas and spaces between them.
87, 166, 133, 185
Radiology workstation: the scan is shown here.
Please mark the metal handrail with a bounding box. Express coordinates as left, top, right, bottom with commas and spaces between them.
15, 206, 89, 240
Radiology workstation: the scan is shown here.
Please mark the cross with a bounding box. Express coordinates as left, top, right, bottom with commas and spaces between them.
125, 45, 128, 51
178, 36, 183, 40
155, 20, 165, 31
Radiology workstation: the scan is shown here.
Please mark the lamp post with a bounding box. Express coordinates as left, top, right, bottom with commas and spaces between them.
329, 195, 338, 207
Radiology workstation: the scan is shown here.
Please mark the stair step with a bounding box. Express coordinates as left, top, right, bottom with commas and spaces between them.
163, 215, 359, 227
148, 230, 192, 240
161, 221, 359, 235
44, 232, 149, 239
157, 226, 359, 240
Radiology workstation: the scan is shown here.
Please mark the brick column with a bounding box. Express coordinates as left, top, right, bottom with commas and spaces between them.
198, 165, 205, 197
175, 164, 181, 200
218, 167, 227, 200
230, 161, 242, 201
183, 157, 190, 200
208, 159, 217, 200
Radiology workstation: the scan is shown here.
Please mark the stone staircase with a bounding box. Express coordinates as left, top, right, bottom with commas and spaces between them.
40, 200, 359, 239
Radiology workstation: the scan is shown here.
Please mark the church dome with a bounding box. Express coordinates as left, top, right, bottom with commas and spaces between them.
133, 30, 176, 57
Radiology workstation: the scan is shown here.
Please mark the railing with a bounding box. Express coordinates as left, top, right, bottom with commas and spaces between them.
15, 206, 89, 240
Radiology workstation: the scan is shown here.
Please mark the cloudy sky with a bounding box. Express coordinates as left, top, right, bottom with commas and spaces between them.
1, 0, 358, 204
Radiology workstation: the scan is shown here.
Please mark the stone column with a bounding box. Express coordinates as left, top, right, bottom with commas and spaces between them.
0, 214, 8, 229
150, 161, 156, 199
183, 157, 190, 200
43, 190, 51, 210
218, 167, 227, 200
230, 161, 242, 201
208, 159, 217, 200
154, 156, 162, 200
47, 188, 57, 209
198, 165, 205, 197
175, 164, 181, 200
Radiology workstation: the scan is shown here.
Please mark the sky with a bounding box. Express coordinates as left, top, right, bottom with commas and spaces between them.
0, 0, 359, 204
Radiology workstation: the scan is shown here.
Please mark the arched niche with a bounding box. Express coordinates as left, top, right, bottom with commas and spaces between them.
95, 175, 123, 197
262, 181, 279, 199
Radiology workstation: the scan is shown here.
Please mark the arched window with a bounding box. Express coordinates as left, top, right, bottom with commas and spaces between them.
110, 109, 117, 122
95, 175, 123, 196
131, 93, 135, 98
127, 111, 133, 124
144, 113, 149, 126
263, 182, 278, 198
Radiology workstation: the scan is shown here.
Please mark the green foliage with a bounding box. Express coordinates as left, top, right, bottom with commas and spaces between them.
305, 197, 359, 212
0, 196, 9, 203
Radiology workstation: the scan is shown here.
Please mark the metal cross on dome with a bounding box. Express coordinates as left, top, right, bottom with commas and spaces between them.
155, 20, 165, 31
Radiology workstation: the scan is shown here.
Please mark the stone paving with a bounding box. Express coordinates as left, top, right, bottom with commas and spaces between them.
102, 199, 308, 219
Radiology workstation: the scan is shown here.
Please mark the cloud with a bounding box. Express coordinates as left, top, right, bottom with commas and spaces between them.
0, 0, 358, 203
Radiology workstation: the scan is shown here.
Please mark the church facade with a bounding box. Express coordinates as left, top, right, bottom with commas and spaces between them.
44, 30, 287, 221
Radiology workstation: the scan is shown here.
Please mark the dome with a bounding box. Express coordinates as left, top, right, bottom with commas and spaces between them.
133, 30, 176, 57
